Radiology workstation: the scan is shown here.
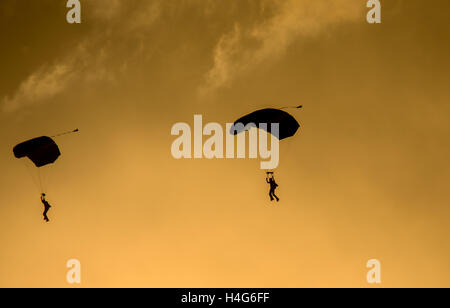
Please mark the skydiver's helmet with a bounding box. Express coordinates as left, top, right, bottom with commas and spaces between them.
42, 193, 46, 197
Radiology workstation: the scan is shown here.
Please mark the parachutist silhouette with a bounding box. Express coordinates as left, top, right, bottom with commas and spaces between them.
40, 193, 52, 222
266, 173, 279, 202
14, 133, 77, 222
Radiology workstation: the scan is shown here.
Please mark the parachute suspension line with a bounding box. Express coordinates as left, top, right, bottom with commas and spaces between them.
51, 128, 79, 138
23, 161, 41, 195
279, 105, 303, 110
37, 168, 44, 194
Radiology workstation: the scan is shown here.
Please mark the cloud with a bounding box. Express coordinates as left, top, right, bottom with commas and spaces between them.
2, 1, 163, 113
2, 63, 76, 113
1, 40, 114, 113
200, 0, 363, 95
2, 0, 364, 112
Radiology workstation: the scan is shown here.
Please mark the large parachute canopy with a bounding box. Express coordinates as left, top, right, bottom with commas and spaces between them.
230, 108, 300, 140
13, 136, 61, 168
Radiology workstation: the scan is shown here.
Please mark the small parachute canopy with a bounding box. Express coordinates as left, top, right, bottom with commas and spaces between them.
13, 136, 61, 168
230, 108, 300, 140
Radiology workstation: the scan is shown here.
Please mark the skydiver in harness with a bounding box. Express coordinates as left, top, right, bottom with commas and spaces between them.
266, 172, 279, 202
40, 193, 52, 222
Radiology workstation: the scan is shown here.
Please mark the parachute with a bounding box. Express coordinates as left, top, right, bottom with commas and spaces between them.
230, 108, 301, 201
13, 136, 61, 167
13, 129, 78, 194
230, 108, 300, 140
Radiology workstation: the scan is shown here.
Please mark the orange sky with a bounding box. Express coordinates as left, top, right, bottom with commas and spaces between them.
1, 0, 450, 287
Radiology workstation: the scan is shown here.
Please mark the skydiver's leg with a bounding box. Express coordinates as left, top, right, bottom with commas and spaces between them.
273, 190, 279, 202
269, 190, 274, 201
43, 207, 50, 222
